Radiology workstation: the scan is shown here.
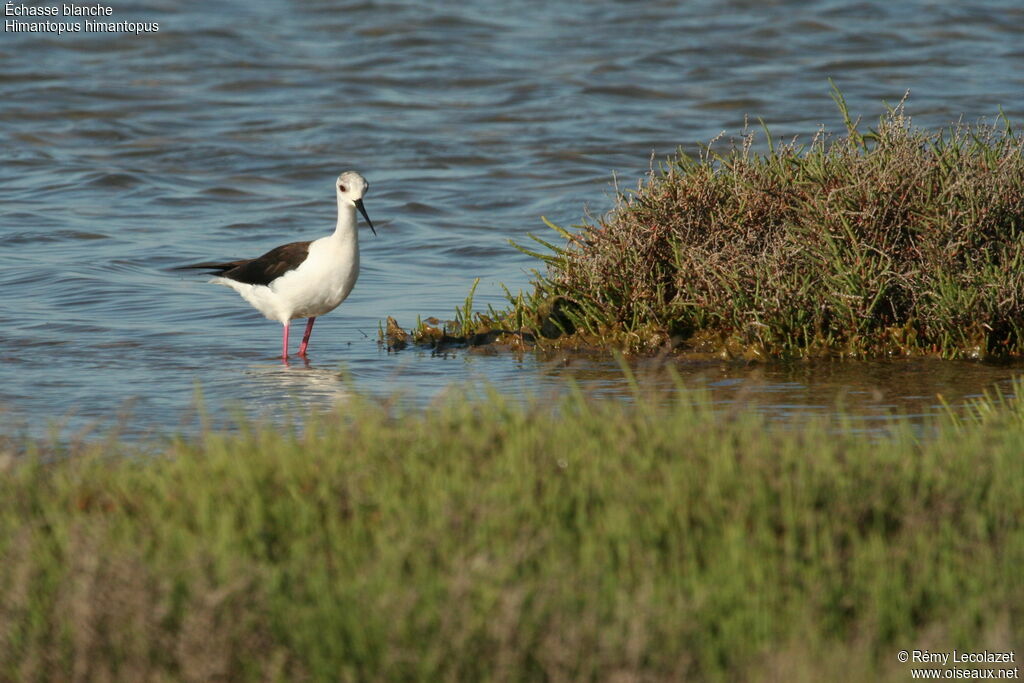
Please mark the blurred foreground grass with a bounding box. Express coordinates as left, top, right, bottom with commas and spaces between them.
2, 384, 1023, 681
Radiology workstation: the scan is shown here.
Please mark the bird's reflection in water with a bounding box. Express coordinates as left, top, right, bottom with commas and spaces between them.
234, 360, 356, 419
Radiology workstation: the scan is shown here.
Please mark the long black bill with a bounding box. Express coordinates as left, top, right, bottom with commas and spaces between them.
355, 198, 376, 236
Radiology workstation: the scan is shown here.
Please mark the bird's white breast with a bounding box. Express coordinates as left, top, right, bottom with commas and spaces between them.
273, 234, 360, 319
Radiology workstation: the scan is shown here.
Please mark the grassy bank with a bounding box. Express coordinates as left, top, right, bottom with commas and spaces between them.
2, 386, 1023, 680
393, 89, 1024, 358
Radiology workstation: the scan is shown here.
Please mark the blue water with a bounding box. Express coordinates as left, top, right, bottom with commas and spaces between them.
2, 0, 1024, 437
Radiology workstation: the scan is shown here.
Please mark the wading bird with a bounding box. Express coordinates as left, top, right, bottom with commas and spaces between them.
177, 171, 376, 359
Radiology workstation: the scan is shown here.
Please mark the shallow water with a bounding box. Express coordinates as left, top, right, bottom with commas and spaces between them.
2, 0, 1024, 437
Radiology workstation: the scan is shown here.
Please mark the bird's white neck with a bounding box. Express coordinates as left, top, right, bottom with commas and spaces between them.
333, 200, 358, 240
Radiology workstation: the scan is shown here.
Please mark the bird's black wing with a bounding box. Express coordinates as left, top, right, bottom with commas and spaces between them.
175, 241, 312, 286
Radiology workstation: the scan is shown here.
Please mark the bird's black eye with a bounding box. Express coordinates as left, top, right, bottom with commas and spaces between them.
338, 184, 347, 193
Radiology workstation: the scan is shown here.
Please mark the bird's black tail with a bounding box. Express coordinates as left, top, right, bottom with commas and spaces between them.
171, 260, 243, 275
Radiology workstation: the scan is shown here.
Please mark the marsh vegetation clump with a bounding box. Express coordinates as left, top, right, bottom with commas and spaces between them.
513, 89, 1024, 358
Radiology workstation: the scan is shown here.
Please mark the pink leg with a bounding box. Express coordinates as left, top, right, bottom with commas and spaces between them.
282, 321, 290, 359
298, 317, 316, 356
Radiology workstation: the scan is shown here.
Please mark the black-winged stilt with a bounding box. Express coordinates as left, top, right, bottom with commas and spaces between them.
177, 171, 376, 359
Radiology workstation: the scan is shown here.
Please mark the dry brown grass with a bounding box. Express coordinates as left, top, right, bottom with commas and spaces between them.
502, 90, 1024, 358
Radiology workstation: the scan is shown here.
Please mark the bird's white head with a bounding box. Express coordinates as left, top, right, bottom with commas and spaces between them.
336, 171, 368, 202
335, 171, 375, 235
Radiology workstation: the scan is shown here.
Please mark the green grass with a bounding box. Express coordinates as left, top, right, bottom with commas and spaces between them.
394, 88, 1024, 358
2, 383, 1023, 680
